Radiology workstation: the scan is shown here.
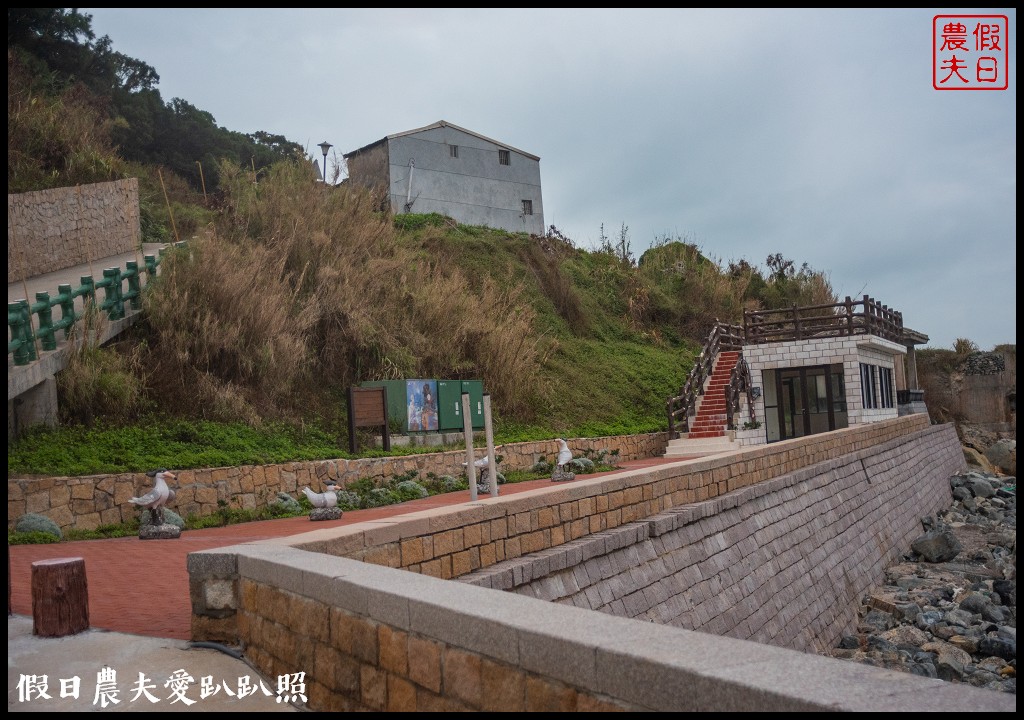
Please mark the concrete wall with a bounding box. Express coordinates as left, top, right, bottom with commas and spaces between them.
385, 126, 544, 235
958, 347, 1016, 431
465, 424, 963, 655
7, 432, 667, 533
186, 416, 1014, 711
7, 179, 140, 282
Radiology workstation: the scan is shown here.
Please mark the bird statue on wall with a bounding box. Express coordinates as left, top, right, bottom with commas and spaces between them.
556, 439, 573, 470
302, 485, 339, 508
130, 469, 176, 525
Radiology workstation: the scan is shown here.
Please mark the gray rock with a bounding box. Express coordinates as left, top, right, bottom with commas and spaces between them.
984, 439, 1016, 475
139, 523, 181, 540
838, 635, 861, 649
993, 579, 1016, 606
969, 478, 996, 498
978, 635, 1016, 660
911, 528, 963, 562
915, 610, 944, 629
309, 507, 343, 521
551, 468, 576, 482
952, 486, 972, 502
908, 662, 938, 678
140, 508, 185, 529
894, 601, 921, 622
862, 609, 896, 632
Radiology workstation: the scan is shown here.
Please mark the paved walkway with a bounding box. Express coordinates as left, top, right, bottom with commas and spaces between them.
7, 243, 168, 375
9, 457, 681, 641
8, 457, 684, 712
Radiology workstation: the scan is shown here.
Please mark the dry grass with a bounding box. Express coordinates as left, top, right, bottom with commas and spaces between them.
57, 302, 149, 425
7, 50, 125, 192
141, 158, 545, 423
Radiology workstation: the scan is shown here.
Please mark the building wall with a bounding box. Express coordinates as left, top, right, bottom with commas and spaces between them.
737, 336, 905, 446
385, 126, 544, 235
7, 178, 140, 283
345, 142, 389, 200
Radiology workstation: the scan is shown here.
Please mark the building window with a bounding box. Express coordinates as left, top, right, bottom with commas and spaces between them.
879, 367, 894, 408
499, 149, 510, 166
450, 145, 459, 158
860, 363, 878, 409
860, 363, 895, 409
522, 199, 533, 216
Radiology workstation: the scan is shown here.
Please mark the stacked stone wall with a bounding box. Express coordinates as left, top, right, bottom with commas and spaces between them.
8, 179, 140, 282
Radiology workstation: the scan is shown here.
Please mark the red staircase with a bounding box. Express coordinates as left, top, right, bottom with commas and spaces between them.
687, 350, 740, 439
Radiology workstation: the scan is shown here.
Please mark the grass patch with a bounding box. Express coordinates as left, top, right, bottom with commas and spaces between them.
8, 531, 61, 545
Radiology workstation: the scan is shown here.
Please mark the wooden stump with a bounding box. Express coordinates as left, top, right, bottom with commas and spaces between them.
31, 557, 89, 637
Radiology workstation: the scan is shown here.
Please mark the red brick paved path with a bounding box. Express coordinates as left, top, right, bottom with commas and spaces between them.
9, 458, 681, 640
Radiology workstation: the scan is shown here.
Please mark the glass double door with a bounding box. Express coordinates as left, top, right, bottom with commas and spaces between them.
774, 365, 846, 441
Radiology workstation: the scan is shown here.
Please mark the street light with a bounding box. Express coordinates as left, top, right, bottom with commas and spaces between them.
318, 141, 332, 184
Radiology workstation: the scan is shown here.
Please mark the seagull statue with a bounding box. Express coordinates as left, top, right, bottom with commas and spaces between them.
556, 439, 573, 470
303, 485, 339, 508
462, 445, 504, 472
130, 469, 176, 525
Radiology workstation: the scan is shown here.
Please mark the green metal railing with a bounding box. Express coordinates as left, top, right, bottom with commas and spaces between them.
8, 242, 185, 367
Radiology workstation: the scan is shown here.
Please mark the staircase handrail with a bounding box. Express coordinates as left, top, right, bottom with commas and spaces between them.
726, 355, 756, 431
666, 321, 743, 439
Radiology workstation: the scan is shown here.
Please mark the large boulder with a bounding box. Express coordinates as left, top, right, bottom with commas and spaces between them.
984, 439, 1016, 475
911, 528, 963, 563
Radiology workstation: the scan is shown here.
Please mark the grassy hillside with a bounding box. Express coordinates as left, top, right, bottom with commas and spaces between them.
8, 19, 840, 475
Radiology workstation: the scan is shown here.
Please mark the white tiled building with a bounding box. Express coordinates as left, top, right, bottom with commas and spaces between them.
734, 335, 906, 446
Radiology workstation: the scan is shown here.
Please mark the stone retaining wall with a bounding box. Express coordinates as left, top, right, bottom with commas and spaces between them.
184, 503, 1012, 711
462, 423, 964, 655
188, 415, 933, 645
7, 179, 140, 282
282, 416, 931, 580
7, 432, 667, 533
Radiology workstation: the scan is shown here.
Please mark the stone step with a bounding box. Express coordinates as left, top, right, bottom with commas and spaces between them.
664, 435, 741, 457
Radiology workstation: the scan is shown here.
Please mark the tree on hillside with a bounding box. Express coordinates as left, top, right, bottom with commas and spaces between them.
8, 7, 303, 195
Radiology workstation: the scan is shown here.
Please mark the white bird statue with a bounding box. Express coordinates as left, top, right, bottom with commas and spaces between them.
462, 445, 503, 471
303, 486, 339, 508
556, 439, 573, 469
130, 469, 176, 525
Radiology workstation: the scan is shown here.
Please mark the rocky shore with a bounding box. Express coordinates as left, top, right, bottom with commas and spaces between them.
827, 469, 1016, 694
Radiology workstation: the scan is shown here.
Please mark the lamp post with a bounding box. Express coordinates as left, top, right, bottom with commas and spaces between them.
318, 141, 332, 184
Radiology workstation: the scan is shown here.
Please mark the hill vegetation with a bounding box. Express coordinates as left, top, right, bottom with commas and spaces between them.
7, 9, 839, 475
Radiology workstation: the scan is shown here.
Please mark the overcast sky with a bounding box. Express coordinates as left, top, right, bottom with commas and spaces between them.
83, 8, 1016, 350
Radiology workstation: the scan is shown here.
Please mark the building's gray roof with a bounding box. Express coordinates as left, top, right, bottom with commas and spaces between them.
344, 120, 540, 161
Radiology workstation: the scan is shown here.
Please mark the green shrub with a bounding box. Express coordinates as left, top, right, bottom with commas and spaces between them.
15, 513, 62, 540
336, 490, 361, 511
394, 480, 429, 502
362, 487, 399, 508
269, 492, 302, 515
8, 530, 62, 545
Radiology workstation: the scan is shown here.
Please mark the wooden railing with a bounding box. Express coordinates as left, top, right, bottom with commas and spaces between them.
666, 322, 742, 439
726, 355, 755, 431
7, 243, 183, 367
743, 295, 903, 345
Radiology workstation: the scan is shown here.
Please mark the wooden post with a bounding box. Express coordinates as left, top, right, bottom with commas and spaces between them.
197, 160, 208, 200
31, 557, 89, 637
